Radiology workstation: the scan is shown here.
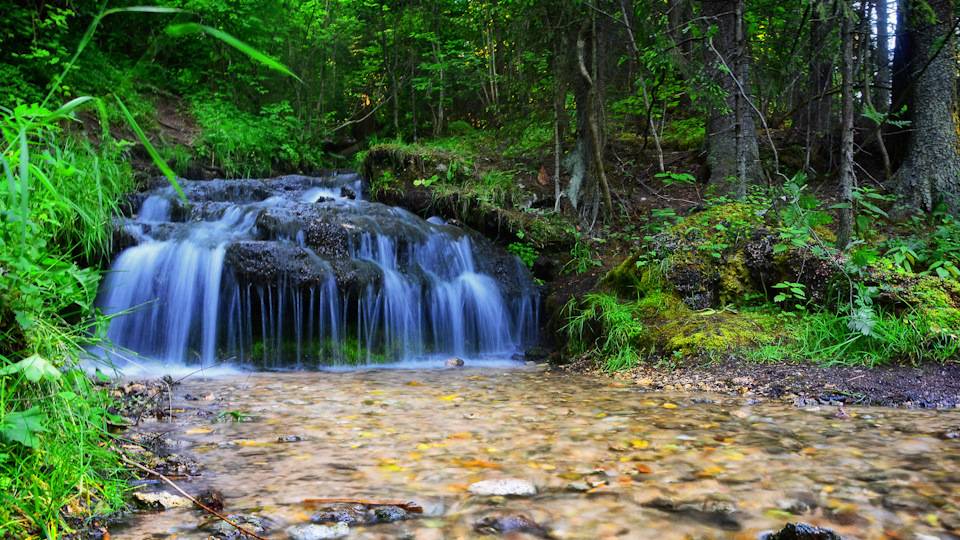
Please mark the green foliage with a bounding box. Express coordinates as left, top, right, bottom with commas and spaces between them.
654, 171, 697, 187
564, 293, 645, 372
564, 232, 603, 275
508, 241, 538, 269
193, 97, 324, 177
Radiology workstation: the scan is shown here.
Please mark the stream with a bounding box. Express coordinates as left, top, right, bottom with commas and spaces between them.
115, 367, 960, 539
98, 175, 960, 539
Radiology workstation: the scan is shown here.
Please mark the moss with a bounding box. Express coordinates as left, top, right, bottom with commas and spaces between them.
661, 310, 783, 357
718, 253, 751, 305
600, 254, 643, 296
655, 201, 767, 309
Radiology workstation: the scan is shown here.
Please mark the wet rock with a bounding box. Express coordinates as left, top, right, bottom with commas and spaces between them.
369, 505, 410, 523
197, 488, 224, 512
287, 522, 350, 540
761, 523, 843, 540
310, 503, 368, 525
132, 491, 191, 510
278, 434, 304, 443
210, 515, 273, 539
473, 513, 551, 538
644, 496, 742, 531
445, 357, 465, 367
468, 478, 537, 497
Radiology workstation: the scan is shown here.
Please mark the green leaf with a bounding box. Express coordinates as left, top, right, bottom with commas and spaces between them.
0, 355, 60, 382
166, 23, 302, 82
0, 407, 47, 448
114, 96, 186, 202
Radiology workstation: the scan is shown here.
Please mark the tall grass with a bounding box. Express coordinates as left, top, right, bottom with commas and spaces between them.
0, 5, 301, 537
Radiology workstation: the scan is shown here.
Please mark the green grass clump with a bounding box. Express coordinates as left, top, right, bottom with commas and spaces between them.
564, 293, 646, 372
1, 107, 130, 538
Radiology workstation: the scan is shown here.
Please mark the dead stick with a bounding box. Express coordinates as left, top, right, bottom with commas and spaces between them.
119, 454, 268, 540
302, 498, 423, 514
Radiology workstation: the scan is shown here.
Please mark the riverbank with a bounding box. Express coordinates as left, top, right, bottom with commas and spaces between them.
566, 357, 960, 409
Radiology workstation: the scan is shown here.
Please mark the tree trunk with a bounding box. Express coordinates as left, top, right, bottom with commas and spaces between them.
837, 6, 856, 249
577, 18, 615, 219
797, 0, 836, 173
894, 0, 960, 213
702, 0, 760, 193
874, 0, 892, 112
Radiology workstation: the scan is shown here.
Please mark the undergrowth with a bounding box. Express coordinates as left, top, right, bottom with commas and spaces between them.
566, 177, 960, 370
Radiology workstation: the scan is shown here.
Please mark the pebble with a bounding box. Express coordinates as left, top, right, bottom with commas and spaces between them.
286, 522, 349, 540
468, 478, 537, 497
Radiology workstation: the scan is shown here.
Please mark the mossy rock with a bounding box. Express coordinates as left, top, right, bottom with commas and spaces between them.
660, 310, 783, 358
651, 202, 769, 309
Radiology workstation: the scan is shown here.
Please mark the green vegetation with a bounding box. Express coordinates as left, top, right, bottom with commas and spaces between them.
566, 179, 960, 369
0, 5, 301, 537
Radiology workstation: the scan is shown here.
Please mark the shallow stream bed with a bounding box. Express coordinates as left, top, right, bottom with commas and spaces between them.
116, 366, 960, 539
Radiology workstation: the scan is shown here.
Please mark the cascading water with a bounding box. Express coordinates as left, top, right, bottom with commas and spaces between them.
97, 174, 539, 369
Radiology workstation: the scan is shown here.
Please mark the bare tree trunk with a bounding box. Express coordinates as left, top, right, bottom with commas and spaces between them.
702, 0, 760, 193
620, 0, 664, 172
577, 17, 615, 219
894, 0, 960, 213
554, 93, 563, 212
874, 0, 892, 111
837, 6, 856, 249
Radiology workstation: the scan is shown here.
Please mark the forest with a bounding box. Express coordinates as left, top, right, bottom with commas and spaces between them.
1, 0, 960, 538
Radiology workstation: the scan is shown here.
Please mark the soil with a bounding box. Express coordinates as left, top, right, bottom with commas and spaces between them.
564, 356, 960, 409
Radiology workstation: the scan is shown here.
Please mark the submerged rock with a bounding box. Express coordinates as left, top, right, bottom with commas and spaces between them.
644, 496, 742, 531
762, 523, 844, 540
310, 503, 368, 525
445, 357, 465, 367
209, 514, 273, 539
310, 503, 410, 526
287, 522, 350, 540
369, 505, 410, 523
473, 513, 551, 538
468, 478, 537, 497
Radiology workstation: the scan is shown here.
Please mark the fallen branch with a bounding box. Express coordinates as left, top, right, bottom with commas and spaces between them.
302, 498, 423, 514
118, 454, 268, 540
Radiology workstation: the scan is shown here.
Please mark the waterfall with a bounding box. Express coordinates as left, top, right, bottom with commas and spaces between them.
97, 174, 539, 369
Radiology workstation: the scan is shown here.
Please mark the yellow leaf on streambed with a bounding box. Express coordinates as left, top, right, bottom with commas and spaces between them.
697, 465, 725, 478
448, 431, 472, 440
378, 458, 405, 472
635, 464, 653, 474
631, 439, 650, 449
662, 403, 678, 409
452, 458, 501, 469
236, 439, 271, 447
439, 394, 460, 401
185, 427, 214, 435
406, 380, 423, 386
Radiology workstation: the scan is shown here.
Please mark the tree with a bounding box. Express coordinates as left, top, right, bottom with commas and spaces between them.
894, 0, 960, 213
837, 3, 857, 249
701, 0, 761, 196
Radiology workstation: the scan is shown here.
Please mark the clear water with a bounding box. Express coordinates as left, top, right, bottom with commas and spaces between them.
115, 368, 960, 539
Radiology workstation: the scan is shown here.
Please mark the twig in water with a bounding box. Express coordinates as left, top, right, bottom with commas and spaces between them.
118, 454, 269, 540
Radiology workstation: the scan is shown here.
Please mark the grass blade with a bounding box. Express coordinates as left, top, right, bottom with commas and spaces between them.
166, 23, 302, 82
114, 96, 186, 202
